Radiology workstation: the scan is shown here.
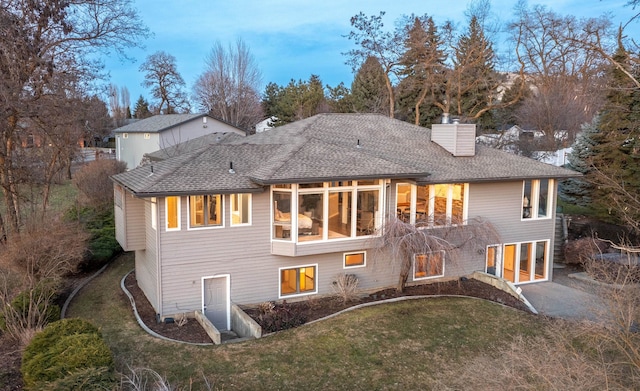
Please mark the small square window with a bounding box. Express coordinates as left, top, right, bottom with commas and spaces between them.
344, 252, 366, 268
122, 133, 128, 139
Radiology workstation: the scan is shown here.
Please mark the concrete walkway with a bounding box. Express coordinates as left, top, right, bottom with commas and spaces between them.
519, 280, 606, 322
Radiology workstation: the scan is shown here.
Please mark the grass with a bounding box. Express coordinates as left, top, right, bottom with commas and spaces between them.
66, 253, 553, 390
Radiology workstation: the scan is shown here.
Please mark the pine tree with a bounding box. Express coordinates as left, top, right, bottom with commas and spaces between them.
350, 57, 389, 115
588, 39, 640, 228
453, 16, 497, 131
397, 16, 446, 127
133, 95, 152, 119
559, 117, 599, 207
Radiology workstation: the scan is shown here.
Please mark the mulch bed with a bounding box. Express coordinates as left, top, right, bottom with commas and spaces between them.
125, 272, 530, 343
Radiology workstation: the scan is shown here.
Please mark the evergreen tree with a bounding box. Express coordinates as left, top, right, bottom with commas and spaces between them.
588, 39, 640, 228
350, 57, 389, 115
453, 16, 497, 131
262, 75, 327, 126
326, 82, 353, 113
397, 15, 446, 127
559, 117, 599, 207
133, 95, 152, 119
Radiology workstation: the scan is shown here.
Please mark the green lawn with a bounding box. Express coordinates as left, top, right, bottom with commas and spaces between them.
67, 253, 549, 390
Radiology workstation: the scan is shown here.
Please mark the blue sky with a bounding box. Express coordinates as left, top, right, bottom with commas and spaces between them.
104, 0, 633, 107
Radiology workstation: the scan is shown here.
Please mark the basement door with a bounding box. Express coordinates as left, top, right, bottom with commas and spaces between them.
202, 275, 230, 331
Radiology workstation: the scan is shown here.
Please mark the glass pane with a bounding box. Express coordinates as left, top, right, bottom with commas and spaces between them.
452, 184, 464, 224
486, 245, 497, 275
345, 253, 365, 267
328, 191, 352, 239
534, 241, 547, 280
433, 184, 448, 226
414, 255, 428, 279
523, 180, 533, 219
357, 189, 378, 236
240, 194, 250, 224
299, 267, 315, 292
503, 244, 516, 283
299, 193, 323, 241
519, 243, 532, 282
299, 182, 323, 189
397, 183, 412, 222
416, 185, 429, 226
167, 196, 179, 229
189, 195, 204, 227
357, 179, 378, 186
330, 181, 352, 187
273, 192, 292, 240
273, 184, 291, 189
207, 195, 221, 226
281, 269, 297, 295
538, 179, 549, 218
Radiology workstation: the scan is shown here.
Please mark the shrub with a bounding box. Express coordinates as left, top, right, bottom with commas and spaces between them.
66, 206, 121, 269
0, 282, 60, 341
22, 318, 100, 364
563, 237, 608, 265
22, 319, 113, 389
73, 159, 127, 211
332, 273, 360, 304
33, 366, 116, 391
257, 302, 307, 333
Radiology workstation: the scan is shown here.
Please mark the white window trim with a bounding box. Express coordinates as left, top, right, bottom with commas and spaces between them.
522, 179, 553, 221
397, 183, 468, 227
412, 251, 446, 281
187, 194, 225, 230
230, 193, 252, 227
271, 182, 384, 244
343, 251, 367, 269
278, 263, 318, 299
502, 240, 551, 284
165, 196, 181, 231
151, 197, 157, 230
485, 244, 502, 275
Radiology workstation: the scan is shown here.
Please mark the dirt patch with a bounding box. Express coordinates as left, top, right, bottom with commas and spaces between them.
123, 272, 213, 344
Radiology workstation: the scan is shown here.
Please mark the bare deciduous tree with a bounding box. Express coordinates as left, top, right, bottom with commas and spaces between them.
140, 51, 190, 114
376, 217, 500, 293
193, 39, 263, 131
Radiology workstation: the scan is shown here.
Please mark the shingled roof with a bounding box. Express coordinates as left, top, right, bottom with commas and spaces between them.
112, 113, 580, 196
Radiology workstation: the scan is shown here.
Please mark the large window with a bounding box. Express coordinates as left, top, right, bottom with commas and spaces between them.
522, 179, 552, 219
490, 241, 549, 283
231, 194, 251, 226
166, 196, 180, 231
189, 195, 222, 228
398, 183, 466, 227
272, 181, 382, 243
413, 252, 445, 280
280, 265, 317, 297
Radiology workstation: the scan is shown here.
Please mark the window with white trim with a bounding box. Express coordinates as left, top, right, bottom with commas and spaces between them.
165, 196, 180, 231
231, 193, 251, 226
522, 179, 552, 219
344, 251, 366, 268
413, 251, 445, 280
397, 183, 466, 226
279, 265, 317, 297
189, 195, 222, 228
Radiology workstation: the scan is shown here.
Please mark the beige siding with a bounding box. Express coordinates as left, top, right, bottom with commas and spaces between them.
432, 124, 476, 156
135, 200, 159, 312
114, 185, 146, 251
155, 191, 396, 317
145, 179, 559, 318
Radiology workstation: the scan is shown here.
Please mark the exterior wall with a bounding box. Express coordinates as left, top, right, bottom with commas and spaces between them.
132, 178, 559, 318
154, 190, 396, 318
431, 124, 476, 156
116, 133, 160, 170
114, 185, 146, 251
135, 200, 159, 312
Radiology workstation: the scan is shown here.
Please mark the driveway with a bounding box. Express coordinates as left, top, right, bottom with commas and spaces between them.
519, 265, 608, 322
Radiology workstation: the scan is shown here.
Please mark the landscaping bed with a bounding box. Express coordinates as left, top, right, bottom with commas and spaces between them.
126, 272, 530, 342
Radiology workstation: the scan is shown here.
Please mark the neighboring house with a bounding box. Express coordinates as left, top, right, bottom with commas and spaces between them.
112, 113, 579, 331
114, 113, 246, 170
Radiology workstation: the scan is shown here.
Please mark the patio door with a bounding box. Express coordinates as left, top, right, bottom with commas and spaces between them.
202, 275, 230, 331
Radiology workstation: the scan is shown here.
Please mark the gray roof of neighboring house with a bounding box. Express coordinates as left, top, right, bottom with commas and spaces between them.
113, 113, 247, 135
112, 113, 580, 196
144, 132, 245, 162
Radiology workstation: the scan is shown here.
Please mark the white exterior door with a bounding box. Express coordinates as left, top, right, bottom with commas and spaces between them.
202, 275, 230, 331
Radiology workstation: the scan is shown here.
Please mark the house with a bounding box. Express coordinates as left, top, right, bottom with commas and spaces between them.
111, 113, 579, 331
114, 113, 246, 170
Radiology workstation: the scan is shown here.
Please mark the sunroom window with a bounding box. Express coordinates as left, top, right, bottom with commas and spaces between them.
398, 183, 466, 227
